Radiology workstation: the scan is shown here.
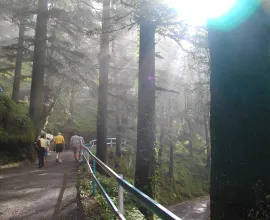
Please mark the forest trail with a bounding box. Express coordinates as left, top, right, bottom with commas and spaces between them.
0, 150, 209, 220
169, 196, 210, 220
0, 150, 84, 220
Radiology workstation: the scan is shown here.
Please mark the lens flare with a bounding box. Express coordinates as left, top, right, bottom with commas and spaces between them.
165, 0, 236, 25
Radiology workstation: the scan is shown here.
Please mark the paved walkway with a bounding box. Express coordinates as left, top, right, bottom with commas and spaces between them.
0, 150, 210, 220
0, 151, 84, 220
169, 196, 210, 220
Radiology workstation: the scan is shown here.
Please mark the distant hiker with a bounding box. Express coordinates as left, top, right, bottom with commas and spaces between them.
37, 133, 47, 168
46, 136, 51, 150
54, 132, 65, 163
78, 134, 85, 160
70, 133, 82, 163
44, 136, 50, 162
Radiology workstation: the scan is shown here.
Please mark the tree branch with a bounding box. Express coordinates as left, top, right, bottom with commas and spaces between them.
156, 86, 179, 94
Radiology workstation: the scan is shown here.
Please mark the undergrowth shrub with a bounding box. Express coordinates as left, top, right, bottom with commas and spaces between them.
78, 164, 146, 220
0, 95, 34, 164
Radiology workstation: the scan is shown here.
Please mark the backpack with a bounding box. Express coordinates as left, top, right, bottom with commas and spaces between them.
37, 139, 42, 148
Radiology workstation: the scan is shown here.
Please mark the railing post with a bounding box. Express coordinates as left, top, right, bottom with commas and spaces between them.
92, 159, 96, 195
118, 174, 124, 215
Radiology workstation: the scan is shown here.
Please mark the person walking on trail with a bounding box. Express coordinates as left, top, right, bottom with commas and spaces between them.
78, 134, 85, 160
44, 136, 50, 162
70, 133, 82, 163
37, 133, 47, 168
54, 132, 65, 163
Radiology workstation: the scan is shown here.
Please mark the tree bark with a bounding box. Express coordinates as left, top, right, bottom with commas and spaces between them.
115, 92, 121, 158
12, 16, 25, 101
29, 0, 48, 135
158, 125, 165, 158
158, 102, 166, 159
134, 15, 156, 199
115, 112, 121, 162
186, 118, 193, 157
167, 96, 174, 176
209, 5, 270, 220
96, 0, 110, 165
112, 39, 122, 161
168, 138, 174, 177
203, 113, 210, 168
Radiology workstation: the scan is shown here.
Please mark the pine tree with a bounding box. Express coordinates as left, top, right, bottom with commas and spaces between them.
29, 0, 49, 134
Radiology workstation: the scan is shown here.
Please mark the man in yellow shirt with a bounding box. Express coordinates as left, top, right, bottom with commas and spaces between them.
54, 132, 65, 163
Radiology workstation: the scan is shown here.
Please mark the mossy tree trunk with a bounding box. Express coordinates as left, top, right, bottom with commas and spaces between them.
209, 5, 270, 219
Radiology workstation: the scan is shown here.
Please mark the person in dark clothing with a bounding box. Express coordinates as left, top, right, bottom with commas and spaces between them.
37, 134, 47, 168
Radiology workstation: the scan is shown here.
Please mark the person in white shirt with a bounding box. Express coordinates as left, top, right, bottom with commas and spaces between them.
70, 133, 82, 163
78, 134, 85, 160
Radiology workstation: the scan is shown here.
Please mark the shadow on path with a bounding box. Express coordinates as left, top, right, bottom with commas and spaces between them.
169, 196, 210, 220
0, 150, 84, 220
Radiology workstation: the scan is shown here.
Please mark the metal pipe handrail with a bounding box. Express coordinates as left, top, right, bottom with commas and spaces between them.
82, 153, 125, 220
82, 145, 182, 220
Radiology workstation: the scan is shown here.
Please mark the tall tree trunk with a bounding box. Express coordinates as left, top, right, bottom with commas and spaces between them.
12, 16, 25, 101
203, 113, 210, 168
96, 0, 110, 164
168, 113, 174, 177
209, 5, 270, 220
134, 14, 156, 200
115, 91, 121, 159
115, 114, 121, 154
112, 39, 122, 165
158, 125, 165, 158
168, 138, 174, 177
158, 102, 166, 159
186, 119, 193, 157
29, 0, 48, 135
167, 95, 174, 177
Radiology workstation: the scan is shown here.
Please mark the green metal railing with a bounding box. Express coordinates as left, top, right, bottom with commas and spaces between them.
82, 144, 182, 220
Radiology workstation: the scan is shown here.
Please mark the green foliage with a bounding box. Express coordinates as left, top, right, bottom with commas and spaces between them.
78, 164, 145, 220
105, 136, 209, 207
0, 95, 34, 163
157, 156, 209, 205
156, 135, 210, 205
94, 174, 146, 220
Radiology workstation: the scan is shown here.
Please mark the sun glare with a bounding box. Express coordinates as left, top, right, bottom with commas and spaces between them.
165, 0, 236, 25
